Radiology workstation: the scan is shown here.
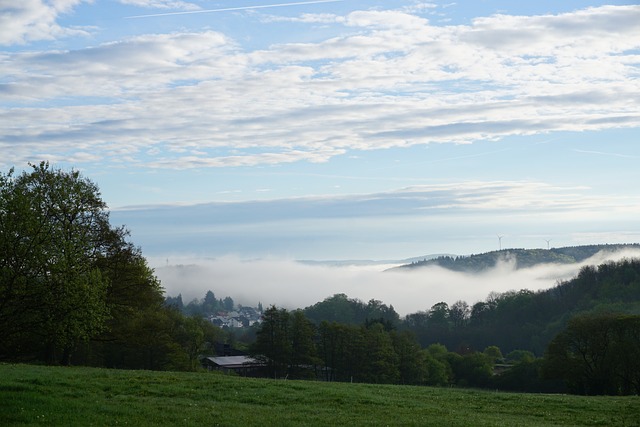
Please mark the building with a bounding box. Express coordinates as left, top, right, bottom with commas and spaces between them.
201, 355, 265, 376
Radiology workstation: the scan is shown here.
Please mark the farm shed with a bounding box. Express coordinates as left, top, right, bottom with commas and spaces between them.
201, 356, 265, 376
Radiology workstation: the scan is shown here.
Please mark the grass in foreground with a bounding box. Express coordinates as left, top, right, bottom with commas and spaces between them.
0, 364, 638, 426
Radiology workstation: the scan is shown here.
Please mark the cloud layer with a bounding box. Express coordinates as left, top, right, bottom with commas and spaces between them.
111, 181, 640, 259
154, 248, 640, 316
2, 4, 639, 169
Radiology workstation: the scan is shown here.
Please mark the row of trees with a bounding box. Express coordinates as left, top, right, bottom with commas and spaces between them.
166, 290, 239, 317
251, 306, 546, 389
252, 306, 640, 395
0, 163, 224, 369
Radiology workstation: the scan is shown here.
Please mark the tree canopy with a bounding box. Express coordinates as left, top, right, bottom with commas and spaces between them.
0, 163, 112, 363
0, 162, 223, 368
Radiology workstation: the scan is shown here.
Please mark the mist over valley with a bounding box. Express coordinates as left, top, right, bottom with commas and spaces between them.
153, 246, 640, 316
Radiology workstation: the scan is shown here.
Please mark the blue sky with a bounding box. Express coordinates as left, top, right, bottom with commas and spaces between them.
2, 0, 640, 261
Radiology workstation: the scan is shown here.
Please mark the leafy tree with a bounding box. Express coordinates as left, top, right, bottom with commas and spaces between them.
421, 351, 450, 386
543, 313, 640, 395
391, 330, 428, 385
483, 345, 503, 363
304, 293, 399, 327
165, 294, 184, 310
203, 290, 218, 314
289, 310, 319, 378
428, 302, 450, 324
0, 163, 231, 371
251, 306, 292, 378
252, 307, 319, 379
451, 352, 493, 388
360, 323, 399, 384
87, 238, 168, 369
0, 163, 112, 364
172, 315, 221, 370
223, 296, 234, 311
449, 300, 470, 329
493, 358, 564, 393
317, 321, 366, 382
505, 350, 535, 364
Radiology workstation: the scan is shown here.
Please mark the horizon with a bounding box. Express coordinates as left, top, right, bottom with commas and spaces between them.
2, 1, 640, 262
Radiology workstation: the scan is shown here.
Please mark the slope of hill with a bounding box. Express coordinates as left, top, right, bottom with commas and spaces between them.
298, 254, 453, 267
403, 256, 640, 356
393, 244, 640, 272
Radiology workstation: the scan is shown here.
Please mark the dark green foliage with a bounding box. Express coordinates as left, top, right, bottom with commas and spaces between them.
543, 313, 640, 395
450, 352, 493, 388
398, 244, 640, 272
168, 288, 244, 318
303, 293, 400, 327
251, 307, 319, 379
359, 323, 400, 383
0, 163, 111, 364
403, 258, 640, 356
493, 358, 565, 393
0, 163, 223, 370
254, 308, 480, 387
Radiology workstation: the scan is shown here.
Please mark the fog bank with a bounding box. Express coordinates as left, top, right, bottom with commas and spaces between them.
153, 249, 640, 316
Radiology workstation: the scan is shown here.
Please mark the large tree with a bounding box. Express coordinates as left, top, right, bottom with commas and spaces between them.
0, 163, 114, 363
543, 313, 640, 395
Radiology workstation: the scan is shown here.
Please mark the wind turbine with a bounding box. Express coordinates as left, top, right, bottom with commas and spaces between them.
497, 235, 504, 251
545, 239, 552, 250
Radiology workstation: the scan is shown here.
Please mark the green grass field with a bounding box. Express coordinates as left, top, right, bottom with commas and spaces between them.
1, 364, 638, 426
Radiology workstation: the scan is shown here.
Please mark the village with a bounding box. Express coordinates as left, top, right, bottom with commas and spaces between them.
207, 305, 263, 329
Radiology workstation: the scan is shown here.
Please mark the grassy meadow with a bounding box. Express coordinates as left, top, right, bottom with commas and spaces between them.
1, 363, 638, 426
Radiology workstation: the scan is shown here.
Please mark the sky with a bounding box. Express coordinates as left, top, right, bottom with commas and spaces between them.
2, 0, 640, 267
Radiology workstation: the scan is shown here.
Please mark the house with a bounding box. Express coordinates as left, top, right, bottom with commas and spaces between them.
201, 355, 265, 376
208, 308, 262, 329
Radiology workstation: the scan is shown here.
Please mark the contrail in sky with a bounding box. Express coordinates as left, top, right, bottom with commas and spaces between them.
126, 0, 345, 19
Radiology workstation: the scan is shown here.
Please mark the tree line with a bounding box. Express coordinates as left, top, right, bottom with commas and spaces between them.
302, 259, 640, 357
166, 290, 241, 317
250, 305, 640, 395
399, 244, 640, 272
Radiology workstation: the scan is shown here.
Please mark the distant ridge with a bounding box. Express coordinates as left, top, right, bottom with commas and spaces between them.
297, 254, 453, 268
390, 244, 640, 273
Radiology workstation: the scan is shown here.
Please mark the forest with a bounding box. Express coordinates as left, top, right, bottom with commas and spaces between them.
396, 244, 640, 272
1, 164, 640, 395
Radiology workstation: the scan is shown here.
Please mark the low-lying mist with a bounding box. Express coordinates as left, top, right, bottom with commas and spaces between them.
152, 249, 640, 316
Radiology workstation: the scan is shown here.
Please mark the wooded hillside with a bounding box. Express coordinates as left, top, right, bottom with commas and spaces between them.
394, 244, 640, 272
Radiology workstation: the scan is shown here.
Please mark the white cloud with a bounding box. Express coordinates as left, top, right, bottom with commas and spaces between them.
1, 5, 639, 168
401, 2, 437, 14
344, 10, 430, 30
154, 248, 640, 316
118, 0, 200, 10
261, 12, 341, 24
0, 0, 91, 45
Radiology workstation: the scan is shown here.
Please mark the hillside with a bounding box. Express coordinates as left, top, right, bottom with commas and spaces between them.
393, 243, 640, 272
1, 364, 638, 426
403, 257, 640, 356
